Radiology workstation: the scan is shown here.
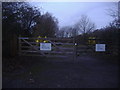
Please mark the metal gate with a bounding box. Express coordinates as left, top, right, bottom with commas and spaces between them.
18, 37, 75, 58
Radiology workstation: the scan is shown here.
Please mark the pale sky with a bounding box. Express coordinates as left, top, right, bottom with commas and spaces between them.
29, 2, 116, 29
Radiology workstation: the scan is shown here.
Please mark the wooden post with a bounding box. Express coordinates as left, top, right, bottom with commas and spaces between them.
18, 36, 21, 56
73, 29, 77, 61
11, 33, 17, 57
74, 40, 77, 61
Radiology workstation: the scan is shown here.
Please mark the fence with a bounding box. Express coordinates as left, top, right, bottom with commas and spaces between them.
18, 37, 75, 57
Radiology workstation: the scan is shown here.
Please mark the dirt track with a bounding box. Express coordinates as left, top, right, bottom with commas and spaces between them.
2, 55, 119, 88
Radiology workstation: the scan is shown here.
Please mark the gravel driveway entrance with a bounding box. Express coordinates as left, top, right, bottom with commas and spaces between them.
2, 55, 119, 88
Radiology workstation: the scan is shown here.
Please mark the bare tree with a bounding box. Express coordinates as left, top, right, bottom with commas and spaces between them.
56, 29, 65, 38
107, 2, 119, 19
107, 1, 120, 28
74, 15, 96, 34
56, 26, 76, 38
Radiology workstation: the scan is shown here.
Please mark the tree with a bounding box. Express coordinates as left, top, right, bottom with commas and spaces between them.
2, 2, 41, 37
107, 1, 120, 28
32, 12, 59, 37
17, 3, 41, 36
56, 29, 65, 38
74, 15, 96, 35
56, 26, 76, 38
2, 2, 42, 57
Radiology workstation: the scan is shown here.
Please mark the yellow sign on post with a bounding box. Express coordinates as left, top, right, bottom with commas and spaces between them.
88, 37, 96, 44
35, 36, 48, 43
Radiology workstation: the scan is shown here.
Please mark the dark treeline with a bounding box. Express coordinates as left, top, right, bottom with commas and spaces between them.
2, 2, 59, 57
76, 23, 119, 56
77, 23, 119, 44
2, 2, 58, 37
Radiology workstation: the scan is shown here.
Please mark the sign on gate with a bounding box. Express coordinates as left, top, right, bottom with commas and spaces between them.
40, 43, 52, 51
95, 44, 105, 51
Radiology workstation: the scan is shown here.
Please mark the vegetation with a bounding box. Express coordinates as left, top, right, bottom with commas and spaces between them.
2, 2, 59, 57
2, 2, 119, 57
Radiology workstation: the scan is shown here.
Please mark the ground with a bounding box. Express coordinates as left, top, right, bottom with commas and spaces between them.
2, 54, 119, 88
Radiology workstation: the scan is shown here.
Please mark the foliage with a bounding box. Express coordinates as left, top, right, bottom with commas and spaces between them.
2, 2, 59, 37
2, 2, 59, 57
2, 2, 41, 37
32, 12, 59, 38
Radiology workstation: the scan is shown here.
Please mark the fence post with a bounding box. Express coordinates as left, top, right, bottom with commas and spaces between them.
18, 36, 21, 56
73, 29, 77, 61
74, 40, 77, 61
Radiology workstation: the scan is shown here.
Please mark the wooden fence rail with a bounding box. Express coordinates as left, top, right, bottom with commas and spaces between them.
18, 37, 75, 57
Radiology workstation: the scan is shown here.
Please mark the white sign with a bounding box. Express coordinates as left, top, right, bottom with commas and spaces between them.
40, 43, 51, 51
95, 44, 105, 52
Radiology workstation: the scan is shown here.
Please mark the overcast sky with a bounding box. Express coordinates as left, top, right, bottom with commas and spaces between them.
29, 2, 116, 29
